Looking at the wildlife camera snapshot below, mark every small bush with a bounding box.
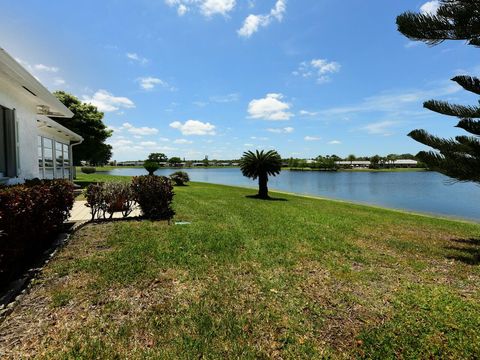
[143,161,160,176]
[132,175,175,220]
[0,179,75,287]
[170,171,190,186]
[81,166,96,174]
[85,182,135,220]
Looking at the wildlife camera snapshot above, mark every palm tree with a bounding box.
[240,150,282,199]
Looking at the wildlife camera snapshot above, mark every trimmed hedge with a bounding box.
[143,161,160,176]
[0,180,75,287]
[81,166,96,174]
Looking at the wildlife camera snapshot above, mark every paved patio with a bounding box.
[68,201,142,222]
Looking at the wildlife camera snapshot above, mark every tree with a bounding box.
[52,91,112,166]
[168,157,182,166]
[148,153,168,164]
[347,154,356,167]
[397,1,480,183]
[144,160,160,175]
[239,150,282,199]
[370,155,382,169]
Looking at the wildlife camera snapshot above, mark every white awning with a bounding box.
[37,115,83,142]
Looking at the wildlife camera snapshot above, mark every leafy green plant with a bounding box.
[240,150,282,199]
[85,182,136,220]
[0,180,75,286]
[143,160,160,175]
[81,166,96,174]
[131,175,175,220]
[170,171,190,186]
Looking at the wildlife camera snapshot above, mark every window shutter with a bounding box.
[4,108,17,178]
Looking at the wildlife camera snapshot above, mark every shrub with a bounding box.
[0,180,75,287]
[170,171,190,186]
[143,161,160,176]
[81,166,96,174]
[85,182,135,220]
[132,175,175,220]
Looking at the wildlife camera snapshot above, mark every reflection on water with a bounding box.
[101,168,480,221]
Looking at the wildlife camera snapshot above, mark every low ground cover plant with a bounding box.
[0,179,74,287]
[169,171,190,186]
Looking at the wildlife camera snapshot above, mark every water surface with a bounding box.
[102,168,480,221]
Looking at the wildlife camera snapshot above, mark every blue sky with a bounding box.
[1,0,478,161]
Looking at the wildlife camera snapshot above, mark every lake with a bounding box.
[101,168,480,221]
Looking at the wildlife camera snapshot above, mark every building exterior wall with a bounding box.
[0,77,39,183]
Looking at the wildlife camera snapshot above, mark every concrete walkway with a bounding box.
[69,201,142,222]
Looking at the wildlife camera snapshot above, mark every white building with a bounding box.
[0,48,82,185]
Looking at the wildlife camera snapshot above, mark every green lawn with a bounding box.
[1,183,479,358]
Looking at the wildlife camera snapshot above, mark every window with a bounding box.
[38,136,70,180]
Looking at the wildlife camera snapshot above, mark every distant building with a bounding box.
[335,159,418,169]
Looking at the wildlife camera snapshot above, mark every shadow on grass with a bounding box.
[245,195,288,202]
[445,238,480,265]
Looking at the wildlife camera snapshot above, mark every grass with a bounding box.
[1,182,479,358]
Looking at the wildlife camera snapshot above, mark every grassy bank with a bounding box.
[2,183,479,358]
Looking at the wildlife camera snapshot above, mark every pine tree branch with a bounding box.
[416,150,480,183]
[424,100,480,118]
[452,76,480,95]
[408,129,471,154]
[456,119,480,136]
[396,1,480,47]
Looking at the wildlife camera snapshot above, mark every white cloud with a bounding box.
[122,122,159,136]
[304,136,321,141]
[200,0,236,16]
[210,93,240,103]
[328,140,341,145]
[250,136,269,141]
[178,4,188,15]
[193,101,208,107]
[361,120,401,136]
[267,127,294,134]
[53,78,66,86]
[165,0,236,17]
[140,141,158,147]
[137,77,174,91]
[319,82,461,118]
[174,138,194,144]
[126,52,149,65]
[83,90,135,112]
[248,93,293,121]
[299,110,318,116]
[420,1,440,14]
[294,59,341,84]
[170,120,217,135]
[33,64,59,72]
[238,0,286,38]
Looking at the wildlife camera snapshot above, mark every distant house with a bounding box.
[335,159,418,169]
[0,48,83,185]
[335,161,371,168]
[392,159,418,168]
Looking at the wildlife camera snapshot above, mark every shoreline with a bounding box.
[84,166,428,173]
